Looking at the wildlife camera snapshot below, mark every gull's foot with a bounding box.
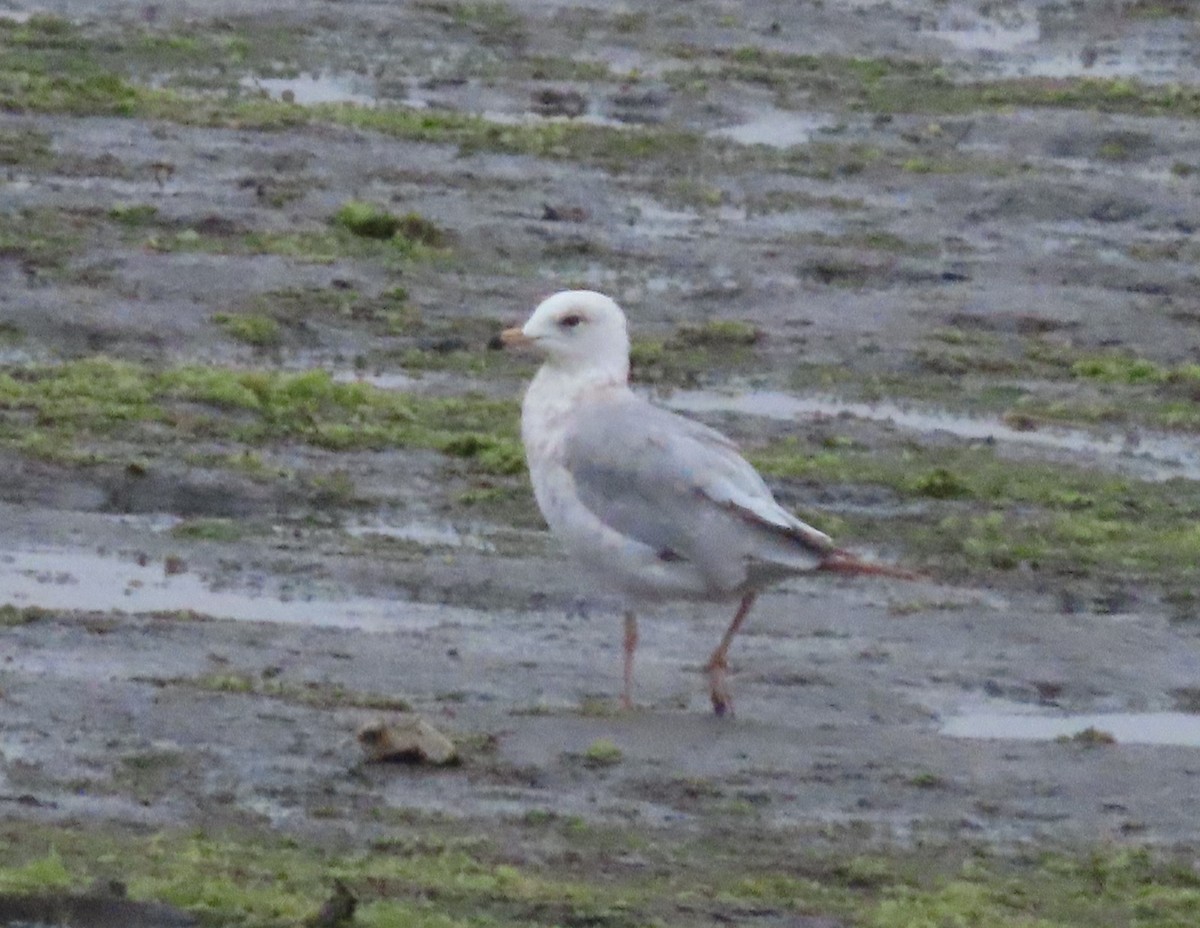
[705,657,735,717]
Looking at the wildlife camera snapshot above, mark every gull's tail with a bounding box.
[817,549,923,581]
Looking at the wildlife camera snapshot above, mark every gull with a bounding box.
[502,290,914,715]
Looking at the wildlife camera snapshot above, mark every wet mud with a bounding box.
[2,0,1200,921]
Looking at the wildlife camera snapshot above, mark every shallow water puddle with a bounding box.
[931,14,1039,53]
[480,108,627,130]
[662,389,1200,482]
[241,73,378,106]
[942,711,1200,747]
[926,7,1199,85]
[346,518,495,552]
[332,369,420,390]
[1003,41,1196,84]
[0,547,483,632]
[712,109,837,148]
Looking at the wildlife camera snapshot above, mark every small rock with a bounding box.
[531,88,586,118]
[542,203,589,222]
[610,87,667,109]
[416,335,467,353]
[194,214,241,237]
[357,716,459,765]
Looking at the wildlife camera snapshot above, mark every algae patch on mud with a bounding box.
[333,200,448,250]
[2,822,1200,928]
[144,671,414,712]
[630,319,765,385]
[670,45,1200,120]
[13,12,1200,197]
[212,313,283,349]
[800,331,1200,436]
[0,359,522,474]
[751,433,1200,591]
[0,14,712,172]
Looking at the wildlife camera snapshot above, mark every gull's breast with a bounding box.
[520,377,710,602]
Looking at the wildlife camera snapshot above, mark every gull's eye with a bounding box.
[558,313,584,329]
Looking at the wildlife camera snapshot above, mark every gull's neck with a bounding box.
[523,356,630,450]
[530,354,630,404]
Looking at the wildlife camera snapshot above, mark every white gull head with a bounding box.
[517,289,630,383]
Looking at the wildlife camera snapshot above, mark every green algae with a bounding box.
[752,435,1200,587]
[671,45,1200,120]
[136,221,442,266]
[0,604,52,626]
[630,320,764,385]
[0,126,51,166]
[244,286,420,336]
[213,313,284,349]
[171,518,251,542]
[4,13,1200,217]
[151,672,414,712]
[0,207,90,273]
[0,850,73,894]
[0,359,522,475]
[821,333,1200,434]
[106,203,159,226]
[0,17,701,175]
[672,319,762,348]
[2,821,1200,928]
[333,201,448,248]
[333,200,406,240]
[579,738,624,767]
[5,351,1198,587]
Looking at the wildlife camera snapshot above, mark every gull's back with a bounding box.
[558,389,834,600]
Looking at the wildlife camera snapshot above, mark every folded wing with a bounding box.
[562,395,833,592]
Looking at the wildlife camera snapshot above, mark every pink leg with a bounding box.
[621,611,638,710]
[705,592,757,717]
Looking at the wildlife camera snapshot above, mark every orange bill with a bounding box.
[500,327,533,347]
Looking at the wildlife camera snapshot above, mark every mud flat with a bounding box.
[3,1,1200,925]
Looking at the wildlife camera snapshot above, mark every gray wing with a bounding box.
[562,395,833,581]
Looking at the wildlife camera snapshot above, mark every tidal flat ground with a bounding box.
[3,1,1200,925]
